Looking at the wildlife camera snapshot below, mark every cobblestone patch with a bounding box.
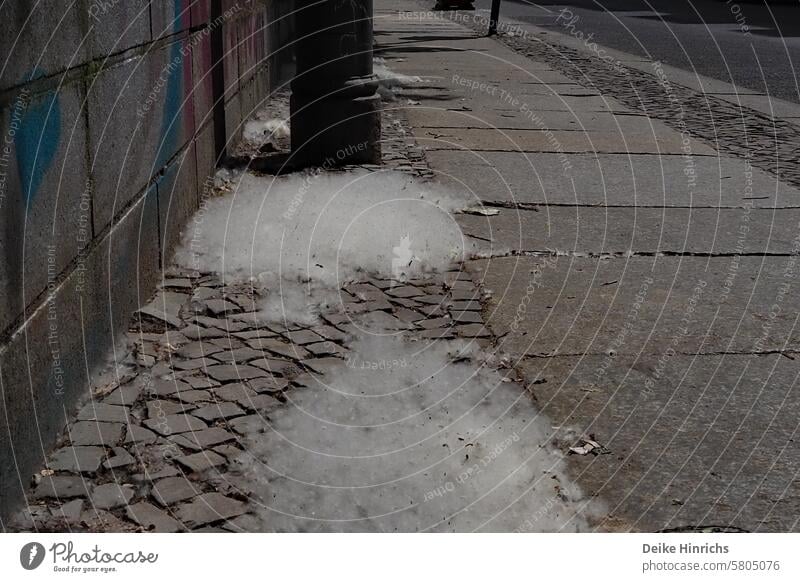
[11,260,503,532]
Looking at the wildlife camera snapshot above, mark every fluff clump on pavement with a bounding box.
[229,333,599,532]
[175,170,474,322]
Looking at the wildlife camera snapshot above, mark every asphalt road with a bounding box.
[474,0,800,103]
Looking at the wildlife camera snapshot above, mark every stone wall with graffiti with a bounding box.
[0,0,281,521]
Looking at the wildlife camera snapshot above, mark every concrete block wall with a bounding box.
[0,0,278,524]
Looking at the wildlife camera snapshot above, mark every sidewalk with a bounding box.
[10,2,800,534]
[374,0,800,532]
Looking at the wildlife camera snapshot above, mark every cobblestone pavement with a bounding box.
[12,263,502,532]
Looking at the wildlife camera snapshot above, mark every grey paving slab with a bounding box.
[518,353,800,532]
[404,108,670,132]
[48,447,106,474]
[427,152,800,208]
[458,207,800,256]
[91,483,135,510]
[416,127,716,155]
[474,256,800,358]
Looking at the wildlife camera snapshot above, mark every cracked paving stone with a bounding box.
[77,403,130,423]
[445,271,472,284]
[52,499,84,522]
[212,347,266,364]
[306,341,348,356]
[213,383,257,402]
[389,296,420,309]
[315,325,348,342]
[177,341,223,359]
[256,339,311,360]
[150,378,193,397]
[70,422,125,446]
[250,358,301,378]
[192,287,217,302]
[204,364,267,382]
[180,325,225,340]
[133,466,180,483]
[182,375,220,389]
[238,394,280,412]
[346,283,378,294]
[173,357,214,371]
[161,278,193,290]
[176,493,247,528]
[302,357,344,375]
[415,294,447,305]
[143,413,207,435]
[450,289,481,301]
[418,316,452,329]
[209,337,246,350]
[247,376,289,394]
[161,330,190,347]
[138,305,182,329]
[228,312,264,326]
[147,400,194,418]
[225,293,257,310]
[450,310,483,323]
[407,278,438,287]
[323,313,350,326]
[151,476,201,506]
[191,402,247,422]
[102,382,145,406]
[417,304,447,317]
[91,483,135,510]
[394,307,423,323]
[228,415,266,435]
[212,444,243,460]
[362,311,408,330]
[456,324,491,338]
[48,447,106,473]
[125,425,159,445]
[35,476,87,499]
[126,502,182,532]
[345,302,372,316]
[169,427,236,451]
[448,278,475,289]
[173,389,212,405]
[223,513,261,532]
[363,298,394,311]
[283,329,323,345]
[81,509,131,531]
[417,328,456,339]
[366,278,395,290]
[233,329,277,340]
[386,285,424,298]
[449,300,482,311]
[103,447,136,469]
[205,299,241,316]
[174,451,227,474]
[353,290,388,303]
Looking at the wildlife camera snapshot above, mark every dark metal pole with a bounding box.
[290,0,381,167]
[488,0,502,36]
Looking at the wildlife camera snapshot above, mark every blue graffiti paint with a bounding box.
[15,69,61,205]
[155,0,186,170]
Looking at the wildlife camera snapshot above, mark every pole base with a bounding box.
[290,92,381,167]
[433,1,476,10]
